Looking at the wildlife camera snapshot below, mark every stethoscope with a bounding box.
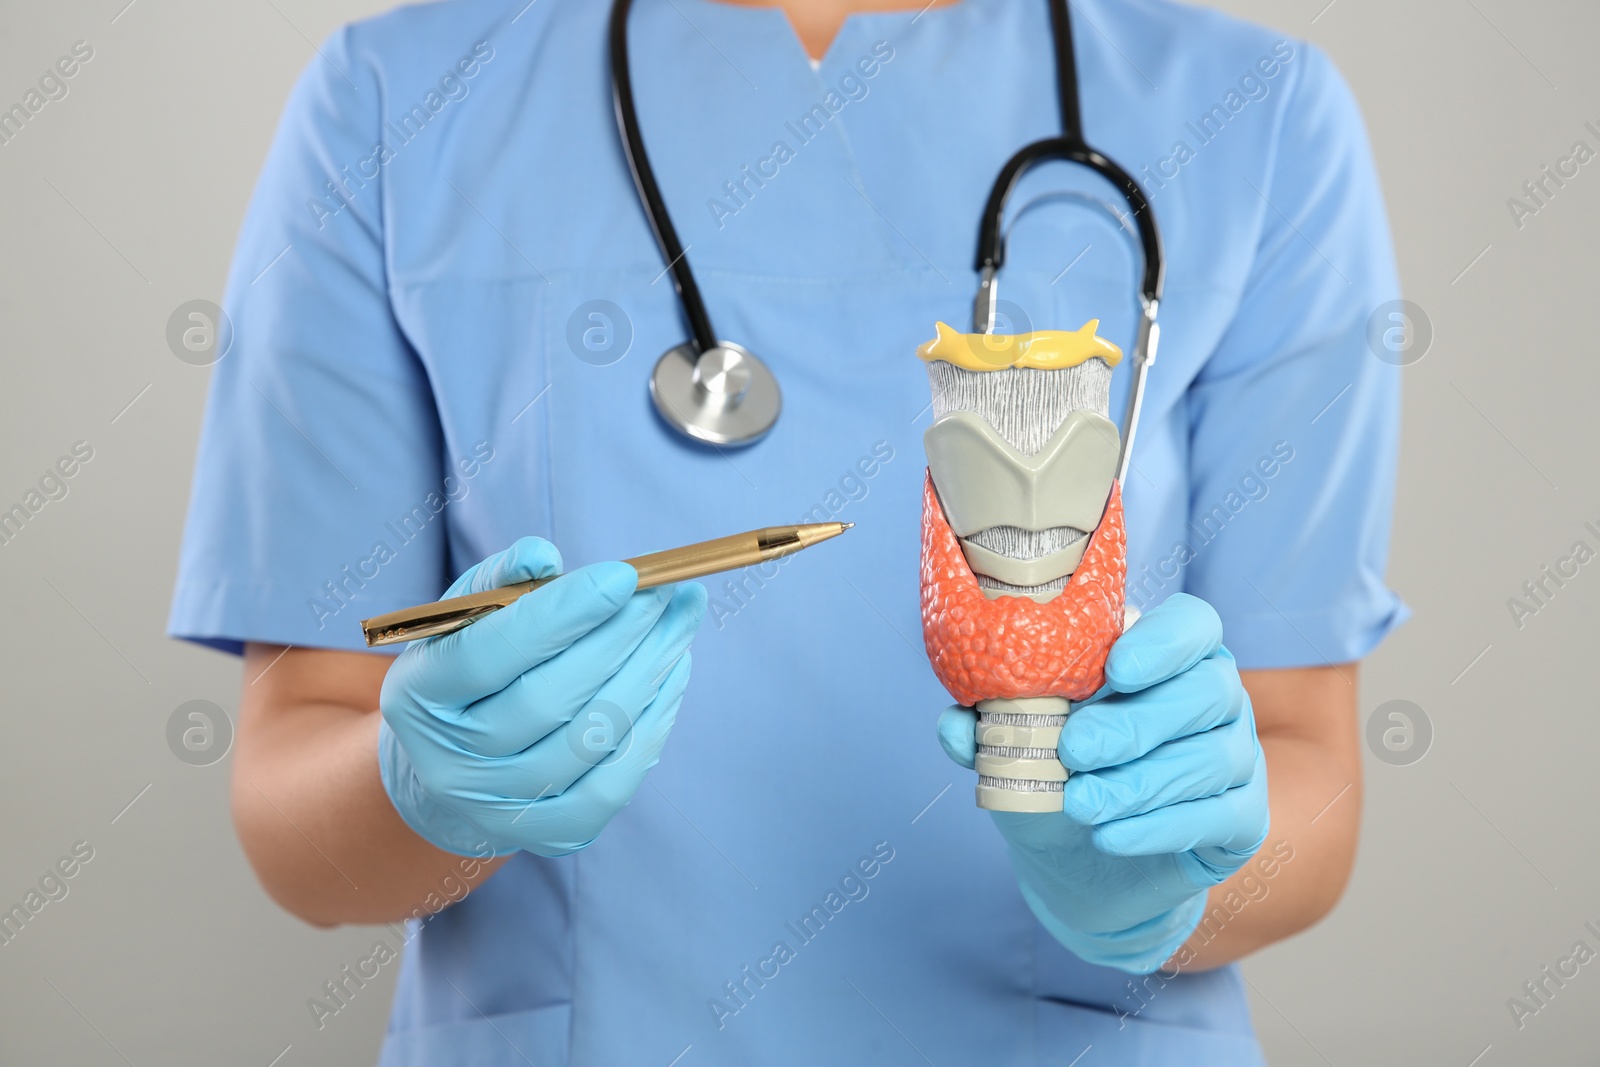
[610,0,1163,478]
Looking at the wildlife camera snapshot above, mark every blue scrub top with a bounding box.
[170,0,1407,1062]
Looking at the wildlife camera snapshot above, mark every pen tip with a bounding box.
[841,522,855,530]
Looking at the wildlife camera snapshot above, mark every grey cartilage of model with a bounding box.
[925,360,1113,594]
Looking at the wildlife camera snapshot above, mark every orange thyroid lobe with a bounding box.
[919,471,1126,706]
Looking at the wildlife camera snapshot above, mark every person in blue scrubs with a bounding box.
[170,0,1407,1063]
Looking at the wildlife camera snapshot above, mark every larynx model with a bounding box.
[918,322,1129,813]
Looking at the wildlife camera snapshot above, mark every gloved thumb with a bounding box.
[443,535,565,599]
[937,705,977,770]
[1105,592,1223,694]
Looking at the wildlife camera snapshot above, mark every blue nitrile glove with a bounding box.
[379,536,707,858]
[938,593,1269,973]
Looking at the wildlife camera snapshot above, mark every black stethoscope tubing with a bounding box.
[610,0,1164,458]
[978,0,1163,304]
[609,0,718,355]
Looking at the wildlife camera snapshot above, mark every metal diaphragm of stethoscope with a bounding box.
[608,0,1164,458]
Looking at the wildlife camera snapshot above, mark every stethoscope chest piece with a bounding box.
[649,341,781,446]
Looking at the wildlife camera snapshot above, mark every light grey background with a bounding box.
[1,0,1595,1064]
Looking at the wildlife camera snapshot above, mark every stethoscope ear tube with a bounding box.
[973,138,1165,311]
[968,0,1165,483]
[1117,299,1159,486]
[969,135,1164,484]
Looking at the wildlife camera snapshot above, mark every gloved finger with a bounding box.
[397,559,639,709]
[1061,711,1258,826]
[1058,652,1245,772]
[449,584,679,756]
[1089,752,1269,859]
[937,706,978,770]
[494,584,704,797]
[583,583,705,720]
[442,535,564,599]
[510,652,694,857]
[1104,593,1223,695]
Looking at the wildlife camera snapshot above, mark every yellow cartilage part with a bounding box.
[915,320,1123,372]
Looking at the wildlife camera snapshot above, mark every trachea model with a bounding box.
[918,321,1128,812]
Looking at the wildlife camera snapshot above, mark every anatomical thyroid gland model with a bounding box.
[918,321,1128,813]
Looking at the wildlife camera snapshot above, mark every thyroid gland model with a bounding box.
[918,321,1128,813]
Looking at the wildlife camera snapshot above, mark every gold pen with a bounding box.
[360,521,854,647]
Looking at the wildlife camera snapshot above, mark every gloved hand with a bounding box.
[379,536,707,858]
[938,593,1268,973]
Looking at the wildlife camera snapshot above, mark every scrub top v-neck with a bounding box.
[169,0,1407,1063]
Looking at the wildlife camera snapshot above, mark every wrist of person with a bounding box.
[1017,878,1207,975]
[378,721,519,859]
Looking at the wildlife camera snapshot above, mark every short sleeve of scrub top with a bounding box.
[1165,42,1410,669]
[167,2,1409,1065]
[168,26,458,654]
